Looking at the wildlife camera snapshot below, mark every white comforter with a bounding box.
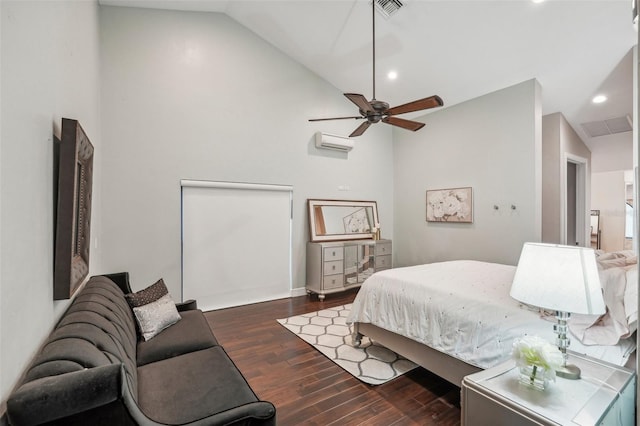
[570,266,637,345]
[346,260,635,368]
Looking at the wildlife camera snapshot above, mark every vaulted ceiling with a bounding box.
[100,0,637,149]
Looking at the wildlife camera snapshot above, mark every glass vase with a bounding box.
[518,364,548,391]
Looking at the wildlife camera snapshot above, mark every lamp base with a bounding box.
[554,311,580,380]
[556,363,581,380]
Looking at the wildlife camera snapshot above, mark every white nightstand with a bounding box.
[461,352,636,425]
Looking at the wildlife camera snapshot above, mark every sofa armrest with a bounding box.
[197,401,277,426]
[98,272,133,294]
[7,364,121,426]
[176,299,198,312]
[120,377,276,426]
[122,398,276,426]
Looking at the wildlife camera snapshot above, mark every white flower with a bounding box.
[512,335,563,381]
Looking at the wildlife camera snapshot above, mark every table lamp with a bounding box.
[510,242,606,380]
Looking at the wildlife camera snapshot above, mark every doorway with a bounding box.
[562,154,588,246]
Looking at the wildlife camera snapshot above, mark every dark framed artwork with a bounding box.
[54,118,94,300]
[426,187,473,223]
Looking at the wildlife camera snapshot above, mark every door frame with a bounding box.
[560,153,589,246]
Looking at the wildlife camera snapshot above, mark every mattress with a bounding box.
[346,260,636,368]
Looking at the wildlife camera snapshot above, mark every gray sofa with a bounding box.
[6,273,276,425]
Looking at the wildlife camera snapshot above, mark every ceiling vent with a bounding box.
[374,0,404,19]
[580,115,633,138]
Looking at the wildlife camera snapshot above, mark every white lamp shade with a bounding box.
[510,243,606,315]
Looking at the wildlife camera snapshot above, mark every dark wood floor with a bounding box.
[204,290,461,426]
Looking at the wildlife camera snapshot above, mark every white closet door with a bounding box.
[181,180,292,311]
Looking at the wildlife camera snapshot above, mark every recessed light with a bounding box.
[592,94,607,104]
[531,0,545,3]
[387,70,398,80]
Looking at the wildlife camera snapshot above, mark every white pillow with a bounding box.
[132,293,181,341]
[125,278,182,341]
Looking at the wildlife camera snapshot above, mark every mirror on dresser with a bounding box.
[308,199,379,242]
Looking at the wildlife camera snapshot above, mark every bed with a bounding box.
[346,257,637,386]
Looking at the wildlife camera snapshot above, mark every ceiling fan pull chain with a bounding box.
[372,0,376,101]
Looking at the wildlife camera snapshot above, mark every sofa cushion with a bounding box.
[126,279,181,341]
[137,347,261,425]
[136,310,219,366]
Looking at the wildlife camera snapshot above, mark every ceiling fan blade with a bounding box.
[386,95,444,116]
[309,116,364,122]
[350,121,371,137]
[383,116,425,132]
[344,93,375,113]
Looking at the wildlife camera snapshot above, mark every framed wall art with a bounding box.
[426,187,473,223]
[54,118,94,300]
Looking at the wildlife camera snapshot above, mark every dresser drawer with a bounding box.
[376,242,392,256]
[376,255,392,270]
[323,246,343,261]
[307,239,391,301]
[323,260,343,275]
[324,274,344,290]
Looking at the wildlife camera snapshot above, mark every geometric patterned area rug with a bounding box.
[277,304,417,385]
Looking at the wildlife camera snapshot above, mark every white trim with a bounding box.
[290,287,308,298]
[635,167,639,254]
[180,179,293,192]
[561,153,589,246]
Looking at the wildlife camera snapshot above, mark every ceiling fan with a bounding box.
[309,0,444,137]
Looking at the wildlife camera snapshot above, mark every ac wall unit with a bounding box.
[315,132,354,152]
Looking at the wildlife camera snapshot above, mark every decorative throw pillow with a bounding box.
[125,279,181,341]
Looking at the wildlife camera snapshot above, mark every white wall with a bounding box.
[541,112,592,244]
[0,0,101,404]
[592,170,628,252]
[589,132,633,252]
[590,133,633,173]
[392,79,542,267]
[98,6,394,296]
[542,113,561,243]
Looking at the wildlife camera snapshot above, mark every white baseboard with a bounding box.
[290,287,308,297]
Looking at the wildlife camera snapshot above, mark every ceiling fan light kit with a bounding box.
[309,0,443,137]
